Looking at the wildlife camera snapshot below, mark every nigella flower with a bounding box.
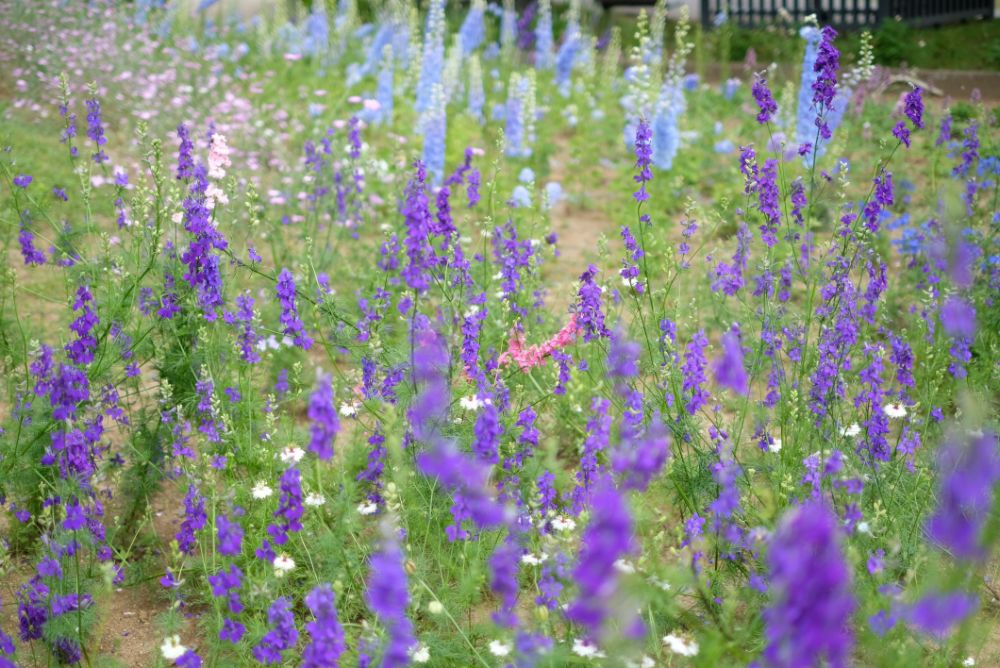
[713,326,748,395]
[276,268,312,349]
[366,522,416,668]
[307,373,340,460]
[752,74,777,124]
[926,429,1000,561]
[575,265,609,342]
[632,119,653,202]
[302,584,346,667]
[566,475,635,638]
[252,597,299,665]
[762,499,854,668]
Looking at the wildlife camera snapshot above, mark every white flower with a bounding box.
[884,403,908,419]
[488,640,512,657]
[427,600,444,615]
[357,501,379,515]
[304,493,326,507]
[613,559,636,574]
[963,657,976,667]
[571,638,605,659]
[273,554,295,577]
[663,632,699,657]
[279,446,305,465]
[551,516,576,532]
[459,395,487,411]
[768,438,783,453]
[521,553,546,566]
[160,635,187,661]
[840,423,862,437]
[339,401,359,417]
[251,482,273,499]
[857,521,872,535]
[410,643,430,663]
[625,657,656,668]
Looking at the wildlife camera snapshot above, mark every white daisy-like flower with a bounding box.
[840,423,862,437]
[650,577,672,592]
[857,521,872,535]
[613,559,636,574]
[459,395,487,411]
[410,643,430,663]
[427,600,444,615]
[304,493,326,507]
[488,640,512,657]
[768,438,783,453]
[251,482,273,499]
[279,446,305,465]
[884,402,908,419]
[520,553,546,566]
[339,401,360,417]
[551,516,576,532]
[571,638,605,659]
[160,635,187,661]
[357,501,379,515]
[273,554,296,577]
[663,632,699,657]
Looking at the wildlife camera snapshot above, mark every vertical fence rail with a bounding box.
[702,0,993,29]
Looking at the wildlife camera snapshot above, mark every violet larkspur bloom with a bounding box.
[576,265,609,342]
[13,174,32,188]
[810,26,840,141]
[565,475,635,638]
[307,373,340,460]
[762,499,855,668]
[713,327,749,395]
[926,430,1000,561]
[681,331,710,415]
[302,584,346,667]
[253,597,298,665]
[633,118,653,202]
[276,268,313,349]
[752,75,778,124]
[366,524,415,668]
[904,591,978,639]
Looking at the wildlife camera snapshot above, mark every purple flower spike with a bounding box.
[763,499,855,668]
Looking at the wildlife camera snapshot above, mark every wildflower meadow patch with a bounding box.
[0,1,998,667]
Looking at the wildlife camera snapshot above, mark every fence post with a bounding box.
[701,0,712,29]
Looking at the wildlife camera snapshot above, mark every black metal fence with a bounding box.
[700,0,995,29]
